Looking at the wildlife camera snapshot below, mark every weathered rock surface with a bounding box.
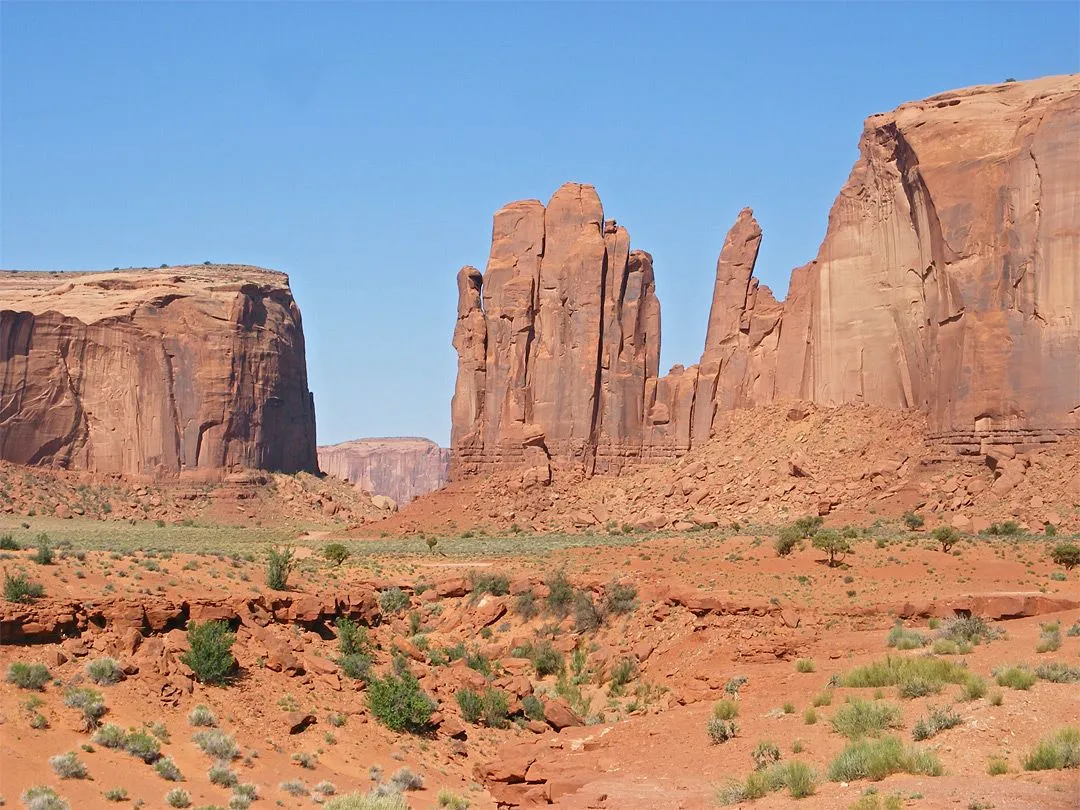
[0,265,317,478]
[451,76,1080,477]
[318,437,450,504]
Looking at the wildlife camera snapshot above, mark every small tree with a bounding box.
[265,544,295,590]
[181,620,236,684]
[811,529,851,567]
[33,534,54,565]
[1050,542,1080,571]
[367,672,435,733]
[322,543,350,567]
[902,512,925,530]
[774,526,801,557]
[932,526,960,553]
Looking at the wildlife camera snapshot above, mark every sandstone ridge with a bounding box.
[318,436,450,505]
[452,75,1080,479]
[0,264,318,478]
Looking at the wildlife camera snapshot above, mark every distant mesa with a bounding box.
[451,74,1080,480]
[318,437,450,505]
[0,264,318,478]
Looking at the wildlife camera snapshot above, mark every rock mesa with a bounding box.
[318,437,450,505]
[452,75,1080,478]
[0,265,318,477]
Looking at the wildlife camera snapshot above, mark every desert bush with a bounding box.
[932,526,959,552]
[513,591,538,619]
[436,789,470,809]
[713,699,738,720]
[827,736,943,782]
[812,529,851,567]
[279,779,308,796]
[803,708,818,725]
[86,657,124,685]
[324,793,409,810]
[608,657,637,695]
[545,569,574,617]
[94,724,126,748]
[1035,661,1080,683]
[831,699,903,739]
[455,688,482,723]
[181,620,236,684]
[1049,542,1080,570]
[154,756,184,781]
[188,704,217,727]
[367,672,435,733]
[959,675,987,701]
[522,694,545,721]
[192,729,239,759]
[104,787,128,802]
[886,623,927,650]
[165,788,191,808]
[322,543,350,567]
[987,755,1009,775]
[63,686,107,728]
[21,786,69,810]
[50,751,88,779]
[1036,623,1062,653]
[994,665,1037,690]
[572,590,604,632]
[708,716,738,744]
[937,615,1000,646]
[390,766,424,791]
[33,534,54,565]
[812,689,834,707]
[265,544,295,590]
[795,658,815,673]
[379,587,410,614]
[774,526,801,557]
[292,751,316,768]
[603,580,638,614]
[0,533,19,550]
[123,729,161,763]
[752,740,782,770]
[724,675,749,696]
[715,760,816,804]
[7,661,49,690]
[1022,726,1080,770]
[469,571,509,596]
[793,515,824,536]
[902,512,924,530]
[4,569,44,602]
[912,705,962,740]
[841,655,968,690]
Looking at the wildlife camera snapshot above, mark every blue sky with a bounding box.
[3,2,1077,447]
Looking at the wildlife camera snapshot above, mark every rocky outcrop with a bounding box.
[452,75,1080,477]
[318,437,450,504]
[0,265,317,478]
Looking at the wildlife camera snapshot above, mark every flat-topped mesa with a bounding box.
[450,183,666,479]
[0,264,318,479]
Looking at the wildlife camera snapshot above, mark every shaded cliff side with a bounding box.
[0,265,318,478]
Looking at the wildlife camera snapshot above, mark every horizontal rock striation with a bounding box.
[452,75,1080,477]
[0,265,317,478]
[318,437,450,504]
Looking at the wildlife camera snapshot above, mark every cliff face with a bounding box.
[0,265,318,478]
[318,437,450,505]
[451,75,1080,477]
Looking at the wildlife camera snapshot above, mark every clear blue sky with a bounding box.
[3,2,1077,447]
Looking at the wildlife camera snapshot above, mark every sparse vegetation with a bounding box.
[63,686,107,729]
[716,760,816,804]
[831,699,903,739]
[994,664,1037,690]
[379,587,410,614]
[912,705,962,740]
[902,512,924,530]
[367,671,435,732]
[7,661,49,690]
[322,543,350,566]
[265,543,295,590]
[188,704,217,727]
[841,655,968,691]
[181,620,236,684]
[812,529,851,567]
[545,569,574,617]
[932,526,959,552]
[1022,726,1080,770]
[50,751,88,779]
[827,736,943,782]
[21,786,68,810]
[3,568,44,602]
[165,788,192,808]
[774,525,801,557]
[34,533,55,565]
[192,729,239,759]
[1035,661,1080,683]
[795,658,815,673]
[86,657,124,685]
[155,756,184,781]
[886,623,927,650]
[1049,542,1080,570]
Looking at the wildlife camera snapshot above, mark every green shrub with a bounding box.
[0,533,19,550]
[6,661,49,690]
[154,756,184,781]
[63,686,107,728]
[803,707,818,725]
[841,655,968,689]
[545,569,574,617]
[752,740,781,771]
[608,657,637,695]
[104,787,129,802]
[513,591,538,619]
[831,699,903,739]
[515,640,563,677]
[1035,661,1080,683]
[793,516,824,536]
[181,620,236,684]
[1036,623,1062,653]
[378,587,410,614]
[324,793,409,810]
[795,658,815,673]
[21,786,69,810]
[469,571,509,596]
[603,580,638,614]
[572,590,604,632]
[812,529,851,567]
[987,755,1009,775]
[960,675,987,701]
[192,729,239,759]
[707,717,738,744]
[902,512,924,530]
[4,569,44,602]
[911,705,961,740]
[188,704,217,727]
[123,729,161,763]
[86,657,124,685]
[455,688,482,723]
[932,526,959,552]
[715,760,816,804]
[322,543,350,567]
[774,526,801,556]
[436,789,470,809]
[33,534,54,565]
[994,665,1037,690]
[50,751,88,779]
[165,788,191,808]
[480,688,510,729]
[522,694,545,721]
[94,724,127,748]
[210,761,238,786]
[1022,726,1080,770]
[724,675,749,696]
[1049,542,1080,570]
[340,652,372,681]
[897,677,941,699]
[886,623,927,650]
[827,736,943,782]
[367,672,435,733]
[937,615,1000,646]
[265,544,295,590]
[713,699,738,720]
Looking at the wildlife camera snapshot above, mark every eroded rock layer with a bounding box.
[452,75,1080,477]
[318,437,450,505]
[0,265,317,478]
